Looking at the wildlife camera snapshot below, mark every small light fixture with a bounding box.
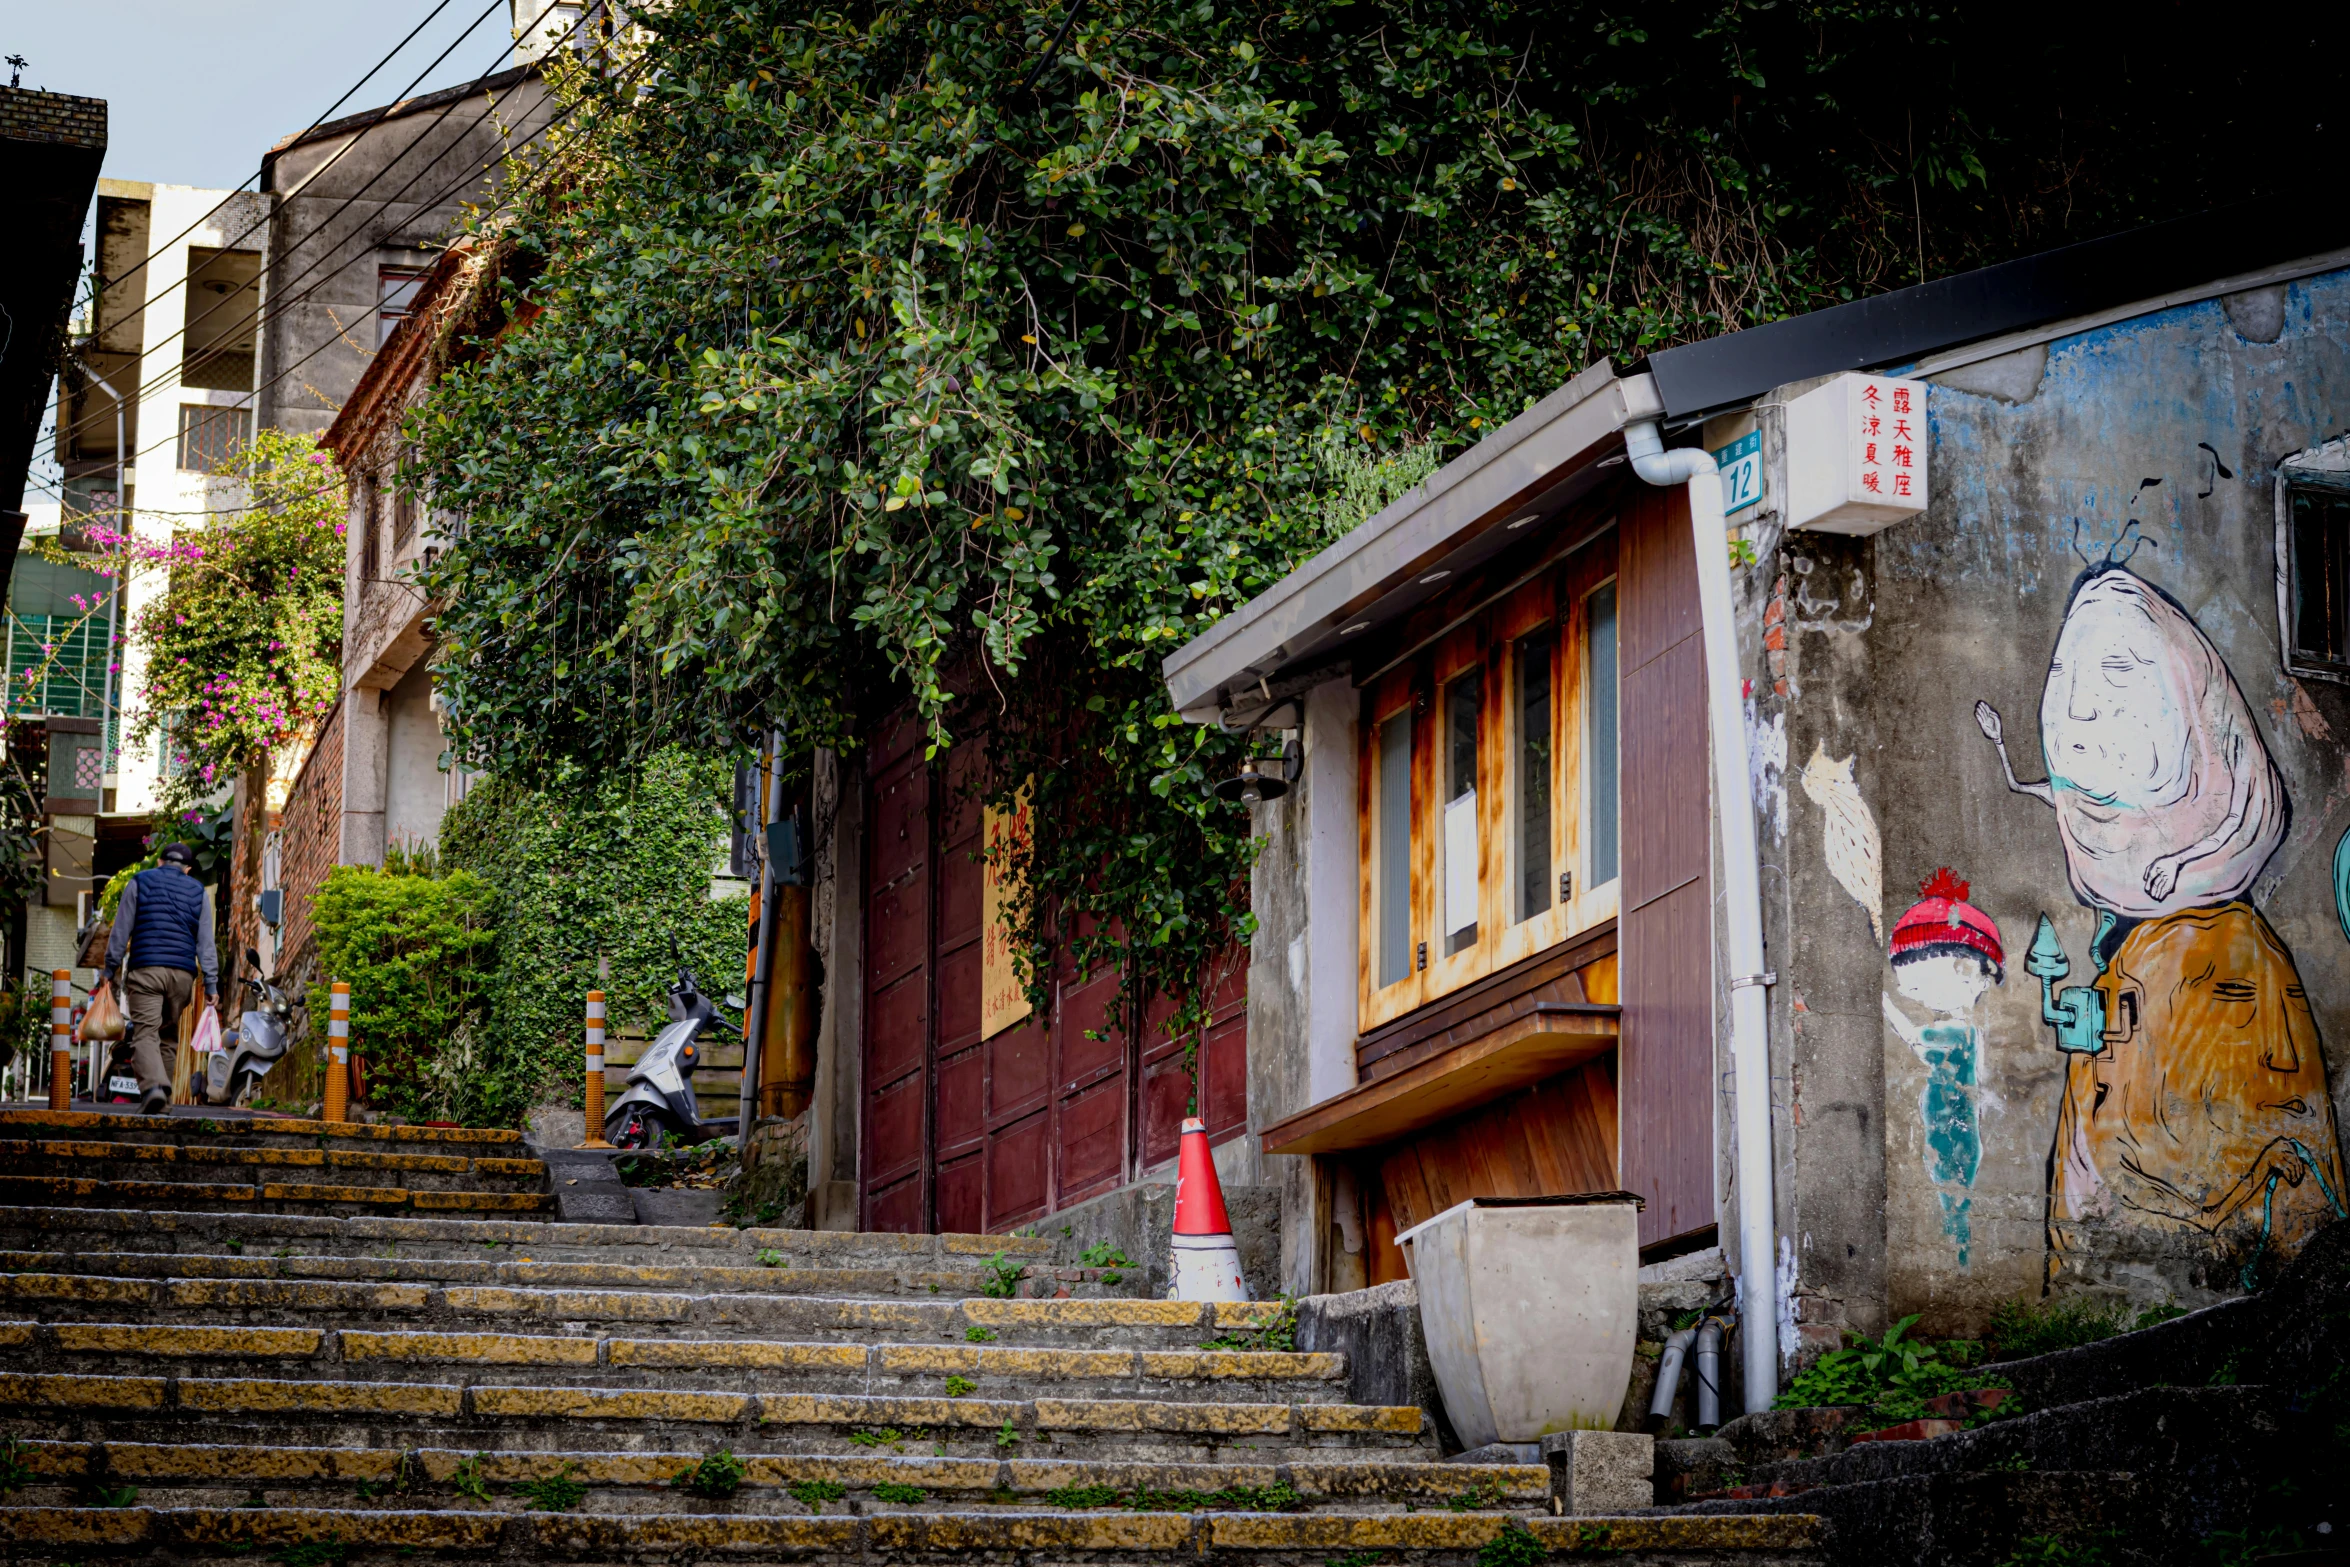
[1214,754,1289,807]
[1419,569,1451,584]
[1505,512,1539,529]
[1341,621,1370,635]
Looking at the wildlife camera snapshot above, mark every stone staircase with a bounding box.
[0,1110,548,1218]
[0,1125,1825,1565]
[1653,1221,2350,1567]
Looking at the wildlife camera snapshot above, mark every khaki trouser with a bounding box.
[125,967,197,1096]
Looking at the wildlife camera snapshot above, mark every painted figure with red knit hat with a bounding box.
[1882,869,2005,1266]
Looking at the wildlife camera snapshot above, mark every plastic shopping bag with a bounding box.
[78,981,125,1044]
[190,1006,222,1057]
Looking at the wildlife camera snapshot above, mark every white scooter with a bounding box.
[207,947,294,1107]
[602,959,740,1149]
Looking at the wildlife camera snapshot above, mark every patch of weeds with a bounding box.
[1773,1314,1990,1423]
[270,1542,348,1567]
[1571,1522,1621,1553]
[0,1435,35,1493]
[448,1455,495,1506]
[1477,1519,1548,1567]
[1079,1242,1133,1283]
[1987,1452,2032,1473]
[85,1483,139,1508]
[1986,1298,2185,1363]
[1444,1482,1504,1512]
[980,1252,1024,1299]
[788,1478,846,1512]
[351,1480,384,1502]
[847,1428,906,1449]
[944,1375,976,1398]
[1044,1483,1122,1509]
[672,1449,748,1501]
[995,1420,1020,1451]
[2199,1522,2312,1566]
[871,1482,928,1505]
[1992,1531,2118,1566]
[514,1463,589,1512]
[754,1248,787,1268]
[1328,1553,1385,1567]
[964,1325,999,1343]
[1129,1482,1303,1513]
[240,1492,271,1508]
[1203,1294,1299,1353]
[224,1239,244,1255]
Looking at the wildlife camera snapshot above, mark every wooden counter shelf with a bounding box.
[1259,1002,1621,1156]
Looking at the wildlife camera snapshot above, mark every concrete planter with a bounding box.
[1397,1194,1641,1450]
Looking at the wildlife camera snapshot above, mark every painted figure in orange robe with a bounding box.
[1978,559,2346,1285]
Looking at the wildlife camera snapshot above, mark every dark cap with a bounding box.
[158,843,196,867]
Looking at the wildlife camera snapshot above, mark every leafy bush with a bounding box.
[1774,1315,1989,1423]
[1985,1298,2185,1363]
[870,1482,927,1506]
[978,1253,1023,1299]
[306,864,499,1123]
[671,1449,747,1500]
[514,1463,588,1511]
[440,748,747,1125]
[787,1478,846,1511]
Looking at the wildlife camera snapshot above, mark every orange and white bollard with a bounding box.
[48,971,71,1112]
[324,981,350,1124]
[580,990,613,1147]
[1170,1116,1250,1301]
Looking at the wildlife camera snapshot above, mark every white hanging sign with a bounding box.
[1784,373,1928,536]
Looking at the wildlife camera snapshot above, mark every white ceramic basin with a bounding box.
[1398,1194,1641,1449]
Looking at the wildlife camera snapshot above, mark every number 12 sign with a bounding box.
[1712,429,1762,516]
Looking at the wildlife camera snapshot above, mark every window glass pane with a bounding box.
[1444,673,1480,956]
[2292,487,2350,666]
[1377,709,1413,987]
[175,404,251,474]
[1515,631,1553,921]
[1587,583,1620,886]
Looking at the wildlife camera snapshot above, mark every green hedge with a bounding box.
[307,865,499,1123]
[440,747,750,1126]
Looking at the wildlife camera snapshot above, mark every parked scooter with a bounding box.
[603,959,740,1149]
[207,948,294,1108]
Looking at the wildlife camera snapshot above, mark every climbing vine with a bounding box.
[412,0,2272,1037]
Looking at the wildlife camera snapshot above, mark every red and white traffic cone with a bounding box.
[1170,1116,1249,1301]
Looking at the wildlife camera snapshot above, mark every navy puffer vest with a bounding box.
[128,865,204,974]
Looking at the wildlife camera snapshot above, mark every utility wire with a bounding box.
[93,0,472,305]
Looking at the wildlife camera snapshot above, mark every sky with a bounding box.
[9,0,522,193]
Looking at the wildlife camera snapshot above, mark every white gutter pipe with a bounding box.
[81,368,129,783]
[1623,418,1778,1415]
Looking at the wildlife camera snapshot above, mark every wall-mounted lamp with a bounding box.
[1210,698,1302,807]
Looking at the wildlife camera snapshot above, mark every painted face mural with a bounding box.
[1978,562,2347,1287]
[1881,869,2004,1266]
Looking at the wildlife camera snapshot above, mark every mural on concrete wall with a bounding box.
[1882,869,2004,1265]
[1976,554,2348,1286]
[1800,741,1884,939]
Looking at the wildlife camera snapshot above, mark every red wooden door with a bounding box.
[862,717,1249,1232]
[1615,484,1718,1251]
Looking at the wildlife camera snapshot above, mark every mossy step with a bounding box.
[0,1175,552,1217]
[0,1249,993,1300]
[0,1140,546,1191]
[0,1109,522,1154]
[0,1320,1346,1401]
[0,1270,1285,1338]
[0,1205,1055,1268]
[4,1440,1546,1515]
[0,1372,1430,1460]
[0,1504,1826,1563]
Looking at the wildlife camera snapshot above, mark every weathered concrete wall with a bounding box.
[1753,268,2350,1335]
[1045,1177,1283,1303]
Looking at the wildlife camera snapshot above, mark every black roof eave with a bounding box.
[1647,198,2350,424]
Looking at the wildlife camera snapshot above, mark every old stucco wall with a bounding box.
[1758,268,2350,1336]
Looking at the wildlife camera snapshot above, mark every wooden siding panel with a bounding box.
[1619,876,1714,1246]
[1619,636,1709,905]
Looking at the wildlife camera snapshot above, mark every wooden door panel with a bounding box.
[1199,1010,1248,1138]
[867,878,929,991]
[1056,969,1123,1086]
[1620,876,1715,1246]
[1058,1073,1127,1203]
[989,1016,1050,1119]
[936,1152,983,1236]
[934,1044,986,1154]
[865,1067,928,1189]
[865,971,928,1089]
[934,939,982,1054]
[1140,1043,1190,1168]
[937,834,983,950]
[869,767,929,887]
[986,1108,1050,1228]
[866,1171,924,1234]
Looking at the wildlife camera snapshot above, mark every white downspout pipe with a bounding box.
[1623,418,1778,1415]
[81,368,129,775]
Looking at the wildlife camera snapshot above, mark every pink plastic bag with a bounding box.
[190,1006,222,1057]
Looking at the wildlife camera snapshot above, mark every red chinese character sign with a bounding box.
[980,786,1036,1040]
[1784,373,1930,536]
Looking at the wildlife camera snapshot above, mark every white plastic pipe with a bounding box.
[1623,418,1778,1415]
[81,368,128,775]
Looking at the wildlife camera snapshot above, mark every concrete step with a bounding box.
[0,1320,1351,1402]
[0,1205,1056,1270]
[4,1440,1544,1515]
[0,1504,1826,1563]
[0,1173,555,1217]
[0,1138,546,1192]
[0,1109,525,1160]
[1664,1468,2152,1567]
[0,1271,1285,1342]
[0,1371,1434,1462]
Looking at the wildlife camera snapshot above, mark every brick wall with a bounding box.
[275,697,346,994]
[0,88,107,150]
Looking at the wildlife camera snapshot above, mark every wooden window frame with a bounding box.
[1356,536,1620,1034]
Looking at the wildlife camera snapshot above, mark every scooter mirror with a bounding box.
[723,993,746,1011]
[245,947,262,969]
